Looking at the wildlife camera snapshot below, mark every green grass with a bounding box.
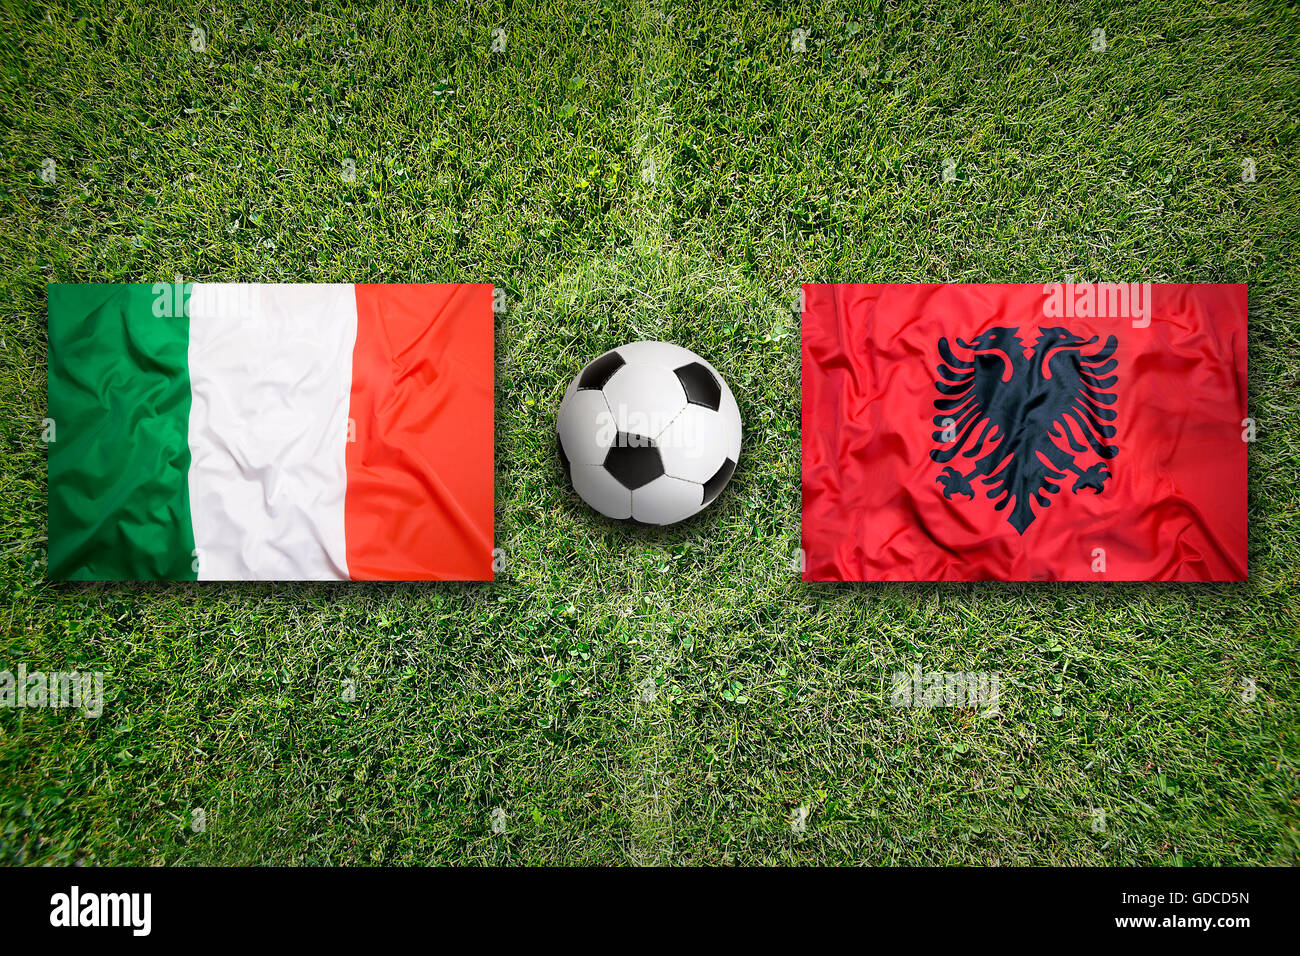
[2,0,1298,864]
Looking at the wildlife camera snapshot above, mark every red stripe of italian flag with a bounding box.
[48,283,494,581]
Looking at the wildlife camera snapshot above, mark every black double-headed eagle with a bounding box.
[931,326,1120,534]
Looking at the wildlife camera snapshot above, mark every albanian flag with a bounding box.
[801,283,1248,581]
[48,283,494,581]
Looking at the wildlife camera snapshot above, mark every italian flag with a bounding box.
[47,283,494,581]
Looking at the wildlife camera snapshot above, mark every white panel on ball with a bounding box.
[633,475,704,525]
[601,364,687,438]
[570,464,633,520]
[657,404,729,483]
[558,390,615,466]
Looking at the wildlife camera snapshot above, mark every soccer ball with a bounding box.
[557,341,742,525]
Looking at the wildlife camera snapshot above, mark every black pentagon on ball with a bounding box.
[603,433,663,490]
[577,350,625,390]
[702,457,736,505]
[673,362,722,411]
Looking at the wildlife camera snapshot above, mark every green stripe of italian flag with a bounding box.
[47,283,494,581]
